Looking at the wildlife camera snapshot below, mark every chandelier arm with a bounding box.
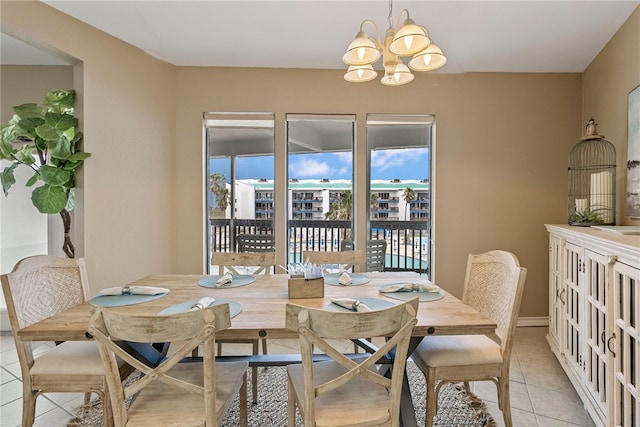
[359,19,382,50]
[395,9,410,29]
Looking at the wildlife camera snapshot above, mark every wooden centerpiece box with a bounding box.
[288,275,324,299]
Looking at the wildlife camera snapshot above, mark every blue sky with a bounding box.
[210,148,429,182]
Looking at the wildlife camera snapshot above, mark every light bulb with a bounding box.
[404,35,413,50]
[394,73,401,82]
[357,69,364,78]
[357,47,366,60]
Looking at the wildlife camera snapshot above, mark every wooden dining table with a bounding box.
[18,271,496,427]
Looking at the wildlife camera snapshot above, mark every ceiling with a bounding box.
[2,1,639,73]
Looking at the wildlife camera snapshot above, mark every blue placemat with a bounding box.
[379,283,445,302]
[198,274,256,288]
[323,273,371,286]
[326,297,394,312]
[158,298,242,317]
[90,292,168,307]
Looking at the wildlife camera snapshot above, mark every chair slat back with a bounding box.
[88,304,231,426]
[237,234,275,253]
[1,255,89,372]
[461,250,527,358]
[340,240,387,272]
[211,251,276,275]
[286,298,418,425]
[302,250,366,273]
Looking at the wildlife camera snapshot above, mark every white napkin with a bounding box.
[215,273,233,286]
[380,282,440,293]
[98,285,169,296]
[331,298,371,312]
[338,271,353,285]
[188,297,215,311]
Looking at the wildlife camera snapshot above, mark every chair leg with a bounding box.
[251,340,259,404]
[240,372,248,427]
[100,389,114,427]
[21,390,37,427]
[287,377,296,427]
[425,368,438,427]
[497,377,513,427]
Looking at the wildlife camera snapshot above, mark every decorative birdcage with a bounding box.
[568,117,616,226]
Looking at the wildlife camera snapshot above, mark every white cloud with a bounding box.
[289,158,333,178]
[371,148,428,171]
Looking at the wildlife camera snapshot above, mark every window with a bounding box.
[367,114,433,277]
[205,113,275,271]
[286,114,355,261]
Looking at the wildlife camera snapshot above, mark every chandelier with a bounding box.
[342,0,447,86]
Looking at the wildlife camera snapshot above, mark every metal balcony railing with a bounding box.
[208,218,430,275]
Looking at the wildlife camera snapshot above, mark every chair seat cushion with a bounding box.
[411,335,502,368]
[31,341,106,376]
[288,360,391,426]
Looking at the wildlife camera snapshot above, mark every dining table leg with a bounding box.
[378,336,424,427]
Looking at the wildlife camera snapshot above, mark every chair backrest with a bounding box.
[340,240,387,272]
[1,255,88,375]
[461,250,527,361]
[88,304,231,426]
[302,250,366,273]
[211,251,276,275]
[286,298,418,426]
[237,234,275,253]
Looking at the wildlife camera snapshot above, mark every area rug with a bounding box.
[67,362,496,426]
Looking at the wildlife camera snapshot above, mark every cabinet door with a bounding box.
[583,249,613,420]
[563,241,584,379]
[549,235,564,349]
[611,261,639,427]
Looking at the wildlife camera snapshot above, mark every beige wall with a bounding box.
[583,5,640,225]
[2,1,177,292]
[175,69,582,318]
[7,1,638,319]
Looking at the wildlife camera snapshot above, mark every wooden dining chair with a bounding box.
[88,303,248,427]
[285,298,418,426]
[341,239,387,272]
[302,249,366,273]
[211,251,275,275]
[410,250,527,427]
[211,250,276,403]
[237,233,275,253]
[0,255,133,427]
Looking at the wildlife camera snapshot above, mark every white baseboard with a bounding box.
[517,316,548,327]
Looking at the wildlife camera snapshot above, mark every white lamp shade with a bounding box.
[344,64,378,82]
[381,63,414,86]
[389,19,430,56]
[342,31,381,65]
[408,43,447,72]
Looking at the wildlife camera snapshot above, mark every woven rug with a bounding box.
[68,362,496,426]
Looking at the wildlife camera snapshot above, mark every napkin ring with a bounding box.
[352,300,362,311]
[122,285,131,295]
[192,302,205,310]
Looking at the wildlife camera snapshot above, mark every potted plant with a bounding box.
[568,206,608,226]
[0,89,90,258]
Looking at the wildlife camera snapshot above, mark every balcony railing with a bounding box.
[209,218,430,275]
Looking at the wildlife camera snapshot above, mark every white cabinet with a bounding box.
[545,225,639,427]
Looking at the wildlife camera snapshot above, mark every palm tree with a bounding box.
[209,172,230,217]
[403,187,416,220]
[325,190,352,220]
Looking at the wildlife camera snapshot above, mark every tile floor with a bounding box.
[1,326,596,427]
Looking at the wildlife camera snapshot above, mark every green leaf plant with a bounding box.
[0,89,90,258]
[568,206,609,226]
